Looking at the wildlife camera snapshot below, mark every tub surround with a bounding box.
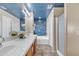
[0,34,37,56]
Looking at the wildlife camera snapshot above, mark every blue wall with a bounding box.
[34,18,46,36]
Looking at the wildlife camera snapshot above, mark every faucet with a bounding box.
[0,37,5,46]
[0,41,2,48]
[0,43,1,45]
[0,43,2,48]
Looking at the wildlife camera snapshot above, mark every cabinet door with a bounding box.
[2,15,12,38]
[26,39,37,56]
[32,39,36,55]
[26,47,32,56]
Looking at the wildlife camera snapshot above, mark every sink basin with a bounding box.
[0,45,15,56]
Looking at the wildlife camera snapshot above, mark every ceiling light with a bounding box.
[22,4,30,16]
[24,8,30,16]
[38,17,41,19]
[38,20,41,23]
[47,4,53,9]
[27,3,31,9]
[22,9,27,16]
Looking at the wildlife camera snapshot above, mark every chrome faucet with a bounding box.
[0,43,1,45]
[0,37,5,46]
[0,43,2,48]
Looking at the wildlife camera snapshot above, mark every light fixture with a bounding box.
[27,3,31,9]
[38,20,41,23]
[22,4,30,16]
[47,4,53,9]
[22,9,27,16]
[24,8,30,16]
[38,16,41,19]
[38,17,42,23]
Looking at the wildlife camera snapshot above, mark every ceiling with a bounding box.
[26,3,64,18]
[0,3,24,19]
[0,3,64,20]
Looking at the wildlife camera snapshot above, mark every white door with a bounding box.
[58,13,64,55]
[65,4,79,56]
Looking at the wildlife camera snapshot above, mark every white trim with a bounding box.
[37,39,49,45]
[37,36,49,40]
[37,36,49,45]
[57,50,63,56]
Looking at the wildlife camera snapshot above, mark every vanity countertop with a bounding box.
[0,35,37,56]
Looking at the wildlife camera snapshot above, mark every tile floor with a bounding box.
[34,44,58,56]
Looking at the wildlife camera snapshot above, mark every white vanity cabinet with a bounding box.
[0,9,20,39]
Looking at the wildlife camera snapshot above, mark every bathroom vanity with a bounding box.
[0,35,37,56]
[26,38,36,56]
[0,5,36,56]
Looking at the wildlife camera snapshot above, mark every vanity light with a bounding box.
[22,9,27,16]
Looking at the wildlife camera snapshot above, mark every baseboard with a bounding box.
[37,39,49,45]
[37,36,49,45]
[57,50,63,56]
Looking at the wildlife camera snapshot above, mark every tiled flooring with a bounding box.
[34,44,58,56]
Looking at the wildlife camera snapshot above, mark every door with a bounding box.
[65,3,79,55]
[55,17,59,51]
[58,13,64,55]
